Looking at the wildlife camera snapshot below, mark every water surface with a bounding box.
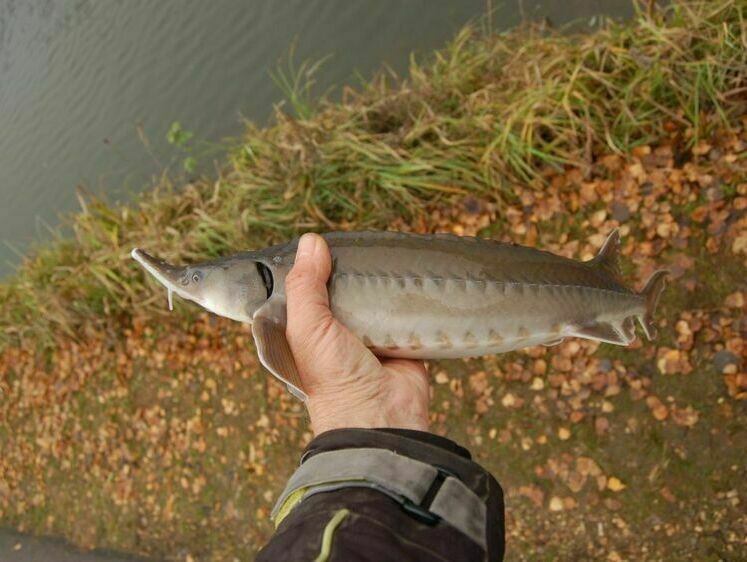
[0,0,634,277]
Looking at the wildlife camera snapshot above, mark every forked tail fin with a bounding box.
[637,270,669,340]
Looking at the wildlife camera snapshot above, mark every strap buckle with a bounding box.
[400,496,441,525]
[399,465,456,525]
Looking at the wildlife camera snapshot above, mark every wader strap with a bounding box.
[429,475,487,549]
[271,448,487,550]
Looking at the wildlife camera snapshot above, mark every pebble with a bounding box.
[705,186,724,202]
[435,371,450,384]
[713,350,739,373]
[610,201,631,222]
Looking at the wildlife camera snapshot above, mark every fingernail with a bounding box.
[296,233,318,263]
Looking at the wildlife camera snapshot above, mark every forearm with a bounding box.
[258,429,505,562]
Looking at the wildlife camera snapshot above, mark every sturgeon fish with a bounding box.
[131,230,667,400]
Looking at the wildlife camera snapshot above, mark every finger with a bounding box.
[286,232,332,320]
[286,234,382,394]
[285,233,335,353]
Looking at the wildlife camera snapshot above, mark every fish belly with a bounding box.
[329,271,644,359]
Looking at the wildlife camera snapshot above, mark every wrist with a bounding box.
[306,393,429,435]
[306,394,388,434]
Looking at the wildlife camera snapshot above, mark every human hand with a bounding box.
[285,233,430,435]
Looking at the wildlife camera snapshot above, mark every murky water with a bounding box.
[0,0,634,277]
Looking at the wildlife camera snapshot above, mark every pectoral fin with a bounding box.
[542,337,565,347]
[252,300,307,401]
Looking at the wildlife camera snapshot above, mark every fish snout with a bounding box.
[130,248,185,285]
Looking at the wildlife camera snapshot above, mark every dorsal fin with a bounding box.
[590,229,621,279]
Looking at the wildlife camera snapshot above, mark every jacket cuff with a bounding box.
[272,428,505,561]
[301,428,480,489]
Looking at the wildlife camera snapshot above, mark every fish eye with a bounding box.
[192,272,201,283]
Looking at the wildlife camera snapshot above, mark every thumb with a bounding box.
[285,233,334,352]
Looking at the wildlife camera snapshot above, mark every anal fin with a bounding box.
[252,300,308,401]
[569,319,633,346]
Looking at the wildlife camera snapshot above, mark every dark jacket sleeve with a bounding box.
[257,428,505,562]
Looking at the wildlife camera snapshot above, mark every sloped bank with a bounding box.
[1,2,745,560]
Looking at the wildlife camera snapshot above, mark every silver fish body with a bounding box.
[132,230,667,400]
